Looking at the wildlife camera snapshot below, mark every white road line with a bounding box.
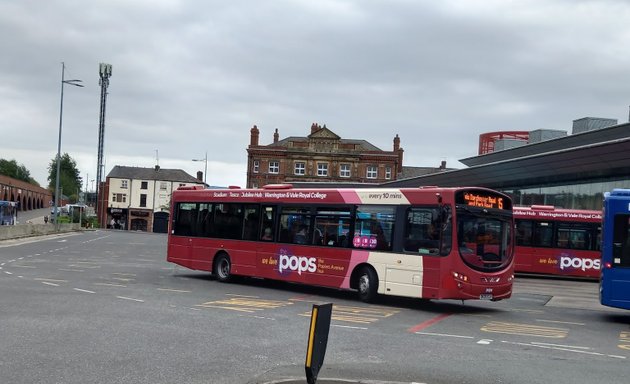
[415,332,474,339]
[34,278,67,283]
[241,315,277,321]
[332,324,368,330]
[537,319,585,326]
[73,288,95,294]
[532,342,590,350]
[94,283,127,287]
[477,339,493,345]
[4,271,13,275]
[41,281,59,287]
[157,288,191,293]
[116,296,144,302]
[502,341,606,356]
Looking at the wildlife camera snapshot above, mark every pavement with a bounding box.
[15,207,53,225]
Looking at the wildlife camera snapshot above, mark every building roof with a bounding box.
[266,126,384,152]
[107,165,202,184]
[384,131,630,190]
[0,174,50,194]
[399,165,456,179]
[460,121,630,167]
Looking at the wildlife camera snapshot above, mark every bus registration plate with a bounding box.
[479,294,493,300]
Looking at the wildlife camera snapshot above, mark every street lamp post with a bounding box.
[192,151,208,186]
[54,62,83,229]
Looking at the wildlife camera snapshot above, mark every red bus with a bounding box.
[167,185,515,302]
[514,205,602,279]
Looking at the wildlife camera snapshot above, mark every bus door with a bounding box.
[169,202,197,269]
[518,220,554,274]
[601,212,630,307]
[383,206,438,298]
[256,205,278,277]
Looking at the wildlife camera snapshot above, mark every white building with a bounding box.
[102,165,205,232]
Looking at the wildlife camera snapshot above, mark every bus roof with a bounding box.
[172,185,511,208]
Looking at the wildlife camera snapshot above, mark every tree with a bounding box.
[0,158,39,185]
[48,153,82,203]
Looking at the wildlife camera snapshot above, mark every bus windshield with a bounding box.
[457,212,513,272]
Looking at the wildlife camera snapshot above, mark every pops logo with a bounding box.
[278,254,317,275]
[559,256,601,271]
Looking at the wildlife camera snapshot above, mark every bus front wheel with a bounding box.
[214,253,232,283]
[357,266,378,303]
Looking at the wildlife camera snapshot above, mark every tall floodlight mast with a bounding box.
[96,63,112,227]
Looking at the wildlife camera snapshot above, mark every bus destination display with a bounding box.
[459,192,505,209]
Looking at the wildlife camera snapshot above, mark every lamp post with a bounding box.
[192,151,208,186]
[54,62,83,229]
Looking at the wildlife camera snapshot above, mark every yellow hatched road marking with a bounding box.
[298,305,400,324]
[331,314,375,324]
[481,321,568,338]
[620,331,630,343]
[196,297,293,312]
[332,304,399,318]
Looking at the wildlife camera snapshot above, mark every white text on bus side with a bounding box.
[278,255,317,275]
[560,256,601,271]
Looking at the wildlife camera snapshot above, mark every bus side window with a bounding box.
[515,220,533,246]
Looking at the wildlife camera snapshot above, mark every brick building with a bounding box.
[0,174,52,212]
[246,123,405,188]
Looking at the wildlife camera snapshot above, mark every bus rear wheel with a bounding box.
[214,253,232,283]
[357,266,378,303]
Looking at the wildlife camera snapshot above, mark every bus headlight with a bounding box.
[452,271,469,282]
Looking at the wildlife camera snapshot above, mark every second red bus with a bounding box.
[514,205,602,279]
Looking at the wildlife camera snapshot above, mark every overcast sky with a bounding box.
[1,0,630,190]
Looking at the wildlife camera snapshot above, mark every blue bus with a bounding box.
[600,189,630,310]
[0,200,17,225]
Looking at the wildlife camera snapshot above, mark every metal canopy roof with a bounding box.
[385,138,630,189]
[460,121,630,167]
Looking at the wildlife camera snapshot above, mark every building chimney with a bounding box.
[311,122,321,134]
[439,160,446,170]
[154,165,160,171]
[393,134,403,171]
[250,125,260,147]
[197,171,203,181]
[273,128,279,143]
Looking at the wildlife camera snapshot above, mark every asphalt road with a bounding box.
[1,230,629,384]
